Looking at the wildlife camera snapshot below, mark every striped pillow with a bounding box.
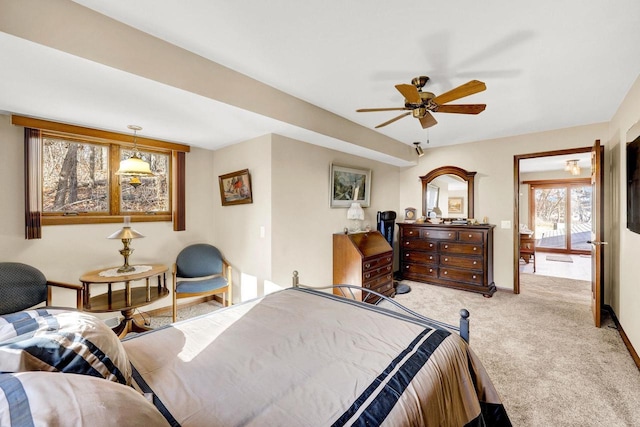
[0,310,131,385]
[0,372,169,427]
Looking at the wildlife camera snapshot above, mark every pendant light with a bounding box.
[116,125,153,186]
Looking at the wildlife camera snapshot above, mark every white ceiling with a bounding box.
[1,0,639,166]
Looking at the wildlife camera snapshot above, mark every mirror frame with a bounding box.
[420,166,476,219]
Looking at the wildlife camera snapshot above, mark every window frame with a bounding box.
[16,115,189,231]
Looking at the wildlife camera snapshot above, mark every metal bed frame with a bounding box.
[291,270,470,343]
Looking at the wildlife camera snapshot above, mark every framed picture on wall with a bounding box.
[218,169,253,206]
[448,197,464,214]
[330,164,371,208]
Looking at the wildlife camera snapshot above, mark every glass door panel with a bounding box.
[534,187,567,250]
[570,186,592,250]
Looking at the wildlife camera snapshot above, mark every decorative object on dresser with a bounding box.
[346,202,365,232]
[333,230,394,302]
[404,207,417,222]
[398,223,496,297]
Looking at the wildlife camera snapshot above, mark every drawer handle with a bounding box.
[429,243,434,248]
[405,265,410,269]
[444,258,449,262]
[386,257,391,262]
[444,245,448,249]
[473,247,477,251]
[387,275,392,279]
[365,263,371,268]
[406,253,410,257]
[365,273,371,279]
[444,271,448,275]
[429,268,433,273]
[429,256,433,260]
[469,234,473,238]
[473,261,477,265]
[410,231,414,235]
[405,241,409,245]
[426,232,429,236]
[473,275,477,279]
[386,266,391,271]
[448,233,452,237]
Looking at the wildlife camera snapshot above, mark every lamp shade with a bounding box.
[347,203,365,220]
[107,226,145,240]
[115,153,153,176]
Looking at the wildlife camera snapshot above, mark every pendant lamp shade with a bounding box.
[116,125,154,177]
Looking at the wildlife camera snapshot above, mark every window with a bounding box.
[16,115,189,236]
[41,136,171,217]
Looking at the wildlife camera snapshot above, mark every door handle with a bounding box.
[586,241,608,245]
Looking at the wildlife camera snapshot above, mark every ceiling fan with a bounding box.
[357,76,486,129]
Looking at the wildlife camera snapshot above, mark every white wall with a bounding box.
[398,122,608,292]
[212,134,272,302]
[269,134,401,288]
[609,74,640,353]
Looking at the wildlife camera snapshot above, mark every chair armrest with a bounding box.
[46,280,84,310]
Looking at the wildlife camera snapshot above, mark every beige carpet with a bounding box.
[148,275,640,426]
[393,274,640,426]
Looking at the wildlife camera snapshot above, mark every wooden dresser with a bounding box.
[333,231,394,303]
[397,223,496,297]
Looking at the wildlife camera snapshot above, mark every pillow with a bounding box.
[0,371,170,427]
[0,310,131,385]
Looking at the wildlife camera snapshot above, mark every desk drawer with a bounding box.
[364,273,393,291]
[363,263,393,281]
[363,253,392,272]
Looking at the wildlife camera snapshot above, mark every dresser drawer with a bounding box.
[439,254,483,271]
[439,268,483,285]
[402,263,437,277]
[421,229,457,240]
[403,251,437,264]
[363,253,392,272]
[363,263,393,281]
[402,239,437,251]
[458,231,484,243]
[439,242,483,255]
[401,227,421,238]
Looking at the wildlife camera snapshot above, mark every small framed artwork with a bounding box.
[218,169,253,206]
[448,197,464,214]
[330,164,371,208]
[404,207,417,222]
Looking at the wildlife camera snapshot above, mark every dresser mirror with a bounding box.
[420,166,476,219]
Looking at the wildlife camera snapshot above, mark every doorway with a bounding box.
[514,147,594,290]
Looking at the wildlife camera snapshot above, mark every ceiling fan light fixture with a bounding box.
[413,142,425,157]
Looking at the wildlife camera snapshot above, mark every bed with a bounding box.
[0,277,510,426]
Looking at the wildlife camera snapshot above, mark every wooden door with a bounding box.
[590,139,605,327]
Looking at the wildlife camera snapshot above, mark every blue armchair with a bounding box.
[172,244,232,322]
[0,262,83,315]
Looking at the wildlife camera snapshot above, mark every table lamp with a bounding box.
[108,216,144,273]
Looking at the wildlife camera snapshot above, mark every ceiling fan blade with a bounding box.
[432,80,486,105]
[434,104,486,115]
[374,112,411,128]
[356,107,410,112]
[419,111,438,129]
[395,84,422,104]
